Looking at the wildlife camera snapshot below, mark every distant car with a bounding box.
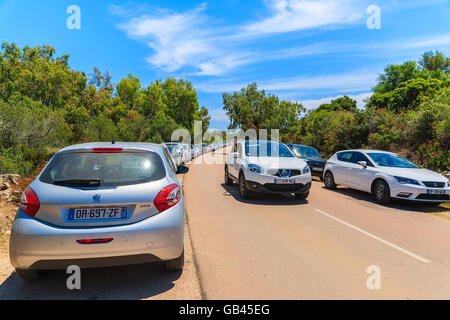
[323,149,450,204]
[9,142,189,280]
[164,143,183,167]
[180,144,192,163]
[285,144,326,179]
[225,140,312,199]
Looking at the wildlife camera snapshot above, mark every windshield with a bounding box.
[40,151,166,187]
[292,145,322,158]
[367,153,420,168]
[245,141,294,158]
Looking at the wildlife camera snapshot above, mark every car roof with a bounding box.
[58,142,161,153]
[288,143,317,149]
[337,149,395,154]
[237,140,286,144]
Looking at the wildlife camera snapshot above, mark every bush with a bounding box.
[0,148,33,175]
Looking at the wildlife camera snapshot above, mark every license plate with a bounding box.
[274,178,296,184]
[69,207,127,221]
[427,189,446,195]
[311,167,323,172]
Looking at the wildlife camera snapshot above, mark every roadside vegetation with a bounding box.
[0,42,210,176]
[0,43,448,176]
[223,51,449,173]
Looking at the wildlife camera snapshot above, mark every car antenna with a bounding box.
[112,136,116,145]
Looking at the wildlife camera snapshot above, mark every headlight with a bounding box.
[302,165,310,175]
[393,176,420,185]
[248,164,262,174]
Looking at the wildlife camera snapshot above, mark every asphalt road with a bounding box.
[184,148,450,299]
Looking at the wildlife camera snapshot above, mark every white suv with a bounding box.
[225,140,312,199]
[323,149,450,204]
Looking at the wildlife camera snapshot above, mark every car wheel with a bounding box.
[225,166,233,185]
[295,192,309,200]
[165,250,184,271]
[15,268,40,280]
[324,171,336,189]
[373,180,391,204]
[239,173,251,199]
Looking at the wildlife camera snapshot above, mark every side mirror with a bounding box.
[228,152,239,159]
[176,165,189,174]
[357,161,367,168]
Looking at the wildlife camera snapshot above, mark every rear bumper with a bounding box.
[9,202,185,270]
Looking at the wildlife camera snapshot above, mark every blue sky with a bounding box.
[1,0,449,130]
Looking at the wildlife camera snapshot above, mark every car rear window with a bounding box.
[40,151,166,187]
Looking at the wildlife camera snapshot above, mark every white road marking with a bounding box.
[315,209,431,264]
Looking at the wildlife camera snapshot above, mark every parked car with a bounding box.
[225,140,312,199]
[285,144,326,179]
[164,143,183,167]
[180,144,192,163]
[9,142,189,280]
[323,149,450,204]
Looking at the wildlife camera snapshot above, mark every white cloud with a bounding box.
[208,108,229,122]
[115,4,253,76]
[393,34,450,50]
[112,1,370,76]
[196,69,378,93]
[243,0,367,35]
[300,92,372,109]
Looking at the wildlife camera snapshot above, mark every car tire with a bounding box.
[324,171,337,189]
[239,173,251,199]
[225,166,233,185]
[15,268,40,280]
[165,250,184,271]
[373,180,391,204]
[295,192,309,200]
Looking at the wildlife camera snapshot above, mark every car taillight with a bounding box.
[92,148,123,153]
[154,184,181,213]
[20,187,40,217]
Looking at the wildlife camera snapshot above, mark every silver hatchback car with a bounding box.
[9,142,189,280]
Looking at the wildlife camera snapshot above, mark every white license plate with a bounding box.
[274,178,296,184]
[69,207,127,221]
[311,167,323,172]
[427,189,447,195]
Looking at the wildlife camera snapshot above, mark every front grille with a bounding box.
[422,181,445,188]
[416,194,449,201]
[263,183,305,192]
[273,169,301,178]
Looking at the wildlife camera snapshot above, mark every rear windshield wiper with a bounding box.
[53,179,104,187]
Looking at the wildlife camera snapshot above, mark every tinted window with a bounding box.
[245,141,294,157]
[352,152,373,166]
[367,153,420,168]
[292,145,322,158]
[337,152,353,162]
[40,151,166,187]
